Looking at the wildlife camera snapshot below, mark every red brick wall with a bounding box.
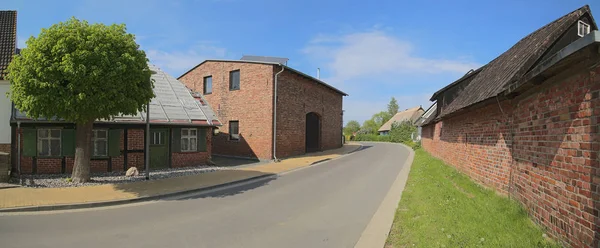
[172,128,212,167]
[0,144,10,153]
[275,69,344,157]
[179,61,345,159]
[421,64,600,247]
[14,126,211,175]
[180,61,275,159]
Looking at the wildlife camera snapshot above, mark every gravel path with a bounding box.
[10,166,230,188]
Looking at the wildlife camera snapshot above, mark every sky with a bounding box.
[4,0,598,124]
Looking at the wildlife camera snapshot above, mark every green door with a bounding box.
[149,129,169,169]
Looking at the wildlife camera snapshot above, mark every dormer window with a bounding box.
[578,20,590,37]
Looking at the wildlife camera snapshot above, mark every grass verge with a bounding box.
[385,149,559,247]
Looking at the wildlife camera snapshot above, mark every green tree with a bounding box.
[389,120,417,143]
[344,120,361,135]
[7,18,153,182]
[372,111,392,128]
[388,97,399,116]
[361,119,379,134]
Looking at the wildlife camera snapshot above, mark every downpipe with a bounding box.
[273,65,285,162]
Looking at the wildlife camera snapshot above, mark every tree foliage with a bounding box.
[7,18,154,123]
[372,111,392,128]
[7,18,154,182]
[344,120,361,135]
[388,97,399,116]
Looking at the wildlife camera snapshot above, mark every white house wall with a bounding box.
[0,80,11,144]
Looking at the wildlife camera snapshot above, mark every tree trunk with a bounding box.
[72,121,93,183]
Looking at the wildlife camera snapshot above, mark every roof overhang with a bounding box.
[505,30,600,96]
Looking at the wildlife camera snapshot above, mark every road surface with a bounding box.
[0,142,410,248]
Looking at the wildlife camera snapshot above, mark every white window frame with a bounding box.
[37,129,61,157]
[151,131,164,145]
[92,129,108,157]
[578,20,591,37]
[181,128,198,152]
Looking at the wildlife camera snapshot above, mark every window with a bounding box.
[181,128,198,152]
[229,121,239,140]
[578,20,591,37]
[92,129,108,156]
[151,131,164,145]
[203,76,212,94]
[229,70,240,90]
[38,129,61,156]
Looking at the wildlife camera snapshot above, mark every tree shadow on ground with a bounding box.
[111,169,278,201]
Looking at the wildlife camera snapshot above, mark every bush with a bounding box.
[352,121,422,150]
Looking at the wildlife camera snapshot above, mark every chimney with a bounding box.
[317,68,320,79]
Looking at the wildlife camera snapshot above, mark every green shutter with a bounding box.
[109,129,122,157]
[198,128,207,152]
[22,129,37,157]
[172,128,181,152]
[61,129,76,156]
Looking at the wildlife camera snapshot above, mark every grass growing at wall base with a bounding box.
[385,149,559,247]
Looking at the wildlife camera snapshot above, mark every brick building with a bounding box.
[179,56,347,160]
[420,6,600,247]
[10,65,220,174]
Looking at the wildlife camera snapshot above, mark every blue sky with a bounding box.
[5,0,597,124]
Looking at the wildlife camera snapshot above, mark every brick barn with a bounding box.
[179,56,347,160]
[10,65,221,174]
[420,6,600,247]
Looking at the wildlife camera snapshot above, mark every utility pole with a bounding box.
[145,102,150,180]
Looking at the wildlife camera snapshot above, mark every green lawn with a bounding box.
[385,149,560,247]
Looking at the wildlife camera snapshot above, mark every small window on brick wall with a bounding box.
[181,128,198,152]
[229,121,239,140]
[229,70,240,91]
[204,76,212,94]
[38,129,61,156]
[92,129,108,157]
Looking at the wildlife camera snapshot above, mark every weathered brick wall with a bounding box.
[421,64,600,247]
[14,127,211,174]
[171,128,212,167]
[276,69,344,157]
[180,61,274,159]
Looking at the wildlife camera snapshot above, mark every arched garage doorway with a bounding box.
[305,112,321,153]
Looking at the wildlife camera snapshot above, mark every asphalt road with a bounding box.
[0,142,410,248]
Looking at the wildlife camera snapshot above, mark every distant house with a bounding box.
[0,10,17,155]
[179,56,348,160]
[414,102,437,141]
[11,65,221,174]
[420,5,600,247]
[377,106,424,135]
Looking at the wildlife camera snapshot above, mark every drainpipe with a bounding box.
[273,65,285,162]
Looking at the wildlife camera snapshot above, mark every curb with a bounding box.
[310,158,332,165]
[354,143,415,248]
[0,174,276,213]
[0,144,364,213]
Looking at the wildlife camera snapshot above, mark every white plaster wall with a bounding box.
[0,80,11,144]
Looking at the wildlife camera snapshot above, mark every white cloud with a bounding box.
[146,44,227,76]
[303,30,480,83]
[303,30,478,124]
